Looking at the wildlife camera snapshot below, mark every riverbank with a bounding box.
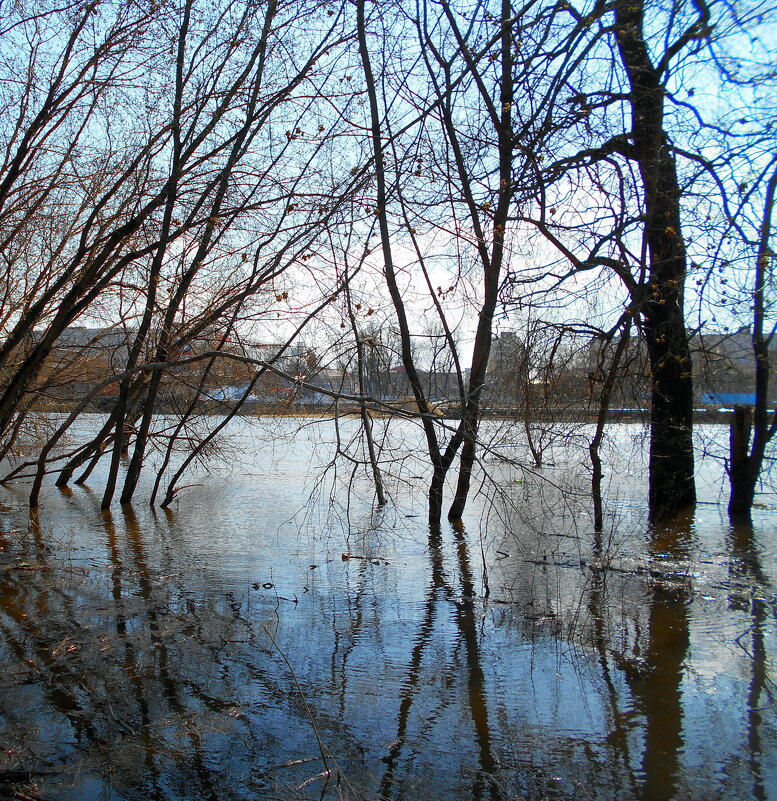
[32,396,745,424]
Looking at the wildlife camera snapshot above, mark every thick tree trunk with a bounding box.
[615,0,696,518]
[643,305,696,517]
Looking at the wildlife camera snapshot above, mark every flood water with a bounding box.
[0,415,775,800]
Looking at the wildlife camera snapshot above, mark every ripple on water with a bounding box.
[0,417,775,800]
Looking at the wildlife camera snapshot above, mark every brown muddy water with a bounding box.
[0,415,774,801]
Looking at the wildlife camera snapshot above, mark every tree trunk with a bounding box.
[590,317,632,532]
[446,0,513,523]
[727,163,777,518]
[120,370,163,504]
[56,411,119,487]
[728,406,757,518]
[614,0,696,518]
[356,0,445,526]
[643,306,696,518]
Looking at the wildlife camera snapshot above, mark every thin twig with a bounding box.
[262,625,331,777]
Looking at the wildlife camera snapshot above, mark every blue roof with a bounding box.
[700,392,756,406]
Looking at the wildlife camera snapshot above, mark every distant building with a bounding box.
[36,326,323,405]
[484,324,777,412]
[487,331,527,406]
[692,326,777,404]
[583,326,777,407]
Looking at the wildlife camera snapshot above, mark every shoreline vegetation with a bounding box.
[22,398,747,424]
[0,0,771,516]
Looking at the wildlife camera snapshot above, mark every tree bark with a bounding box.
[728,406,757,516]
[614,0,696,518]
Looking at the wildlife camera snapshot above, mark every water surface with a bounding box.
[0,416,774,800]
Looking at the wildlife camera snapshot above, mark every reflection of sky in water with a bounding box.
[0,416,774,800]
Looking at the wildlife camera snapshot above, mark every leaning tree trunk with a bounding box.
[615,0,697,519]
[590,316,633,532]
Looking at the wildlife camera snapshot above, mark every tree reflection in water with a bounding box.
[728,518,771,801]
[632,512,693,801]
[0,422,775,801]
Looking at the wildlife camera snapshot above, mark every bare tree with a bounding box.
[509,0,714,519]
[0,0,359,506]
[356,0,575,524]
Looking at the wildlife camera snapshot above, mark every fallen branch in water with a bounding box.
[341,552,388,565]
